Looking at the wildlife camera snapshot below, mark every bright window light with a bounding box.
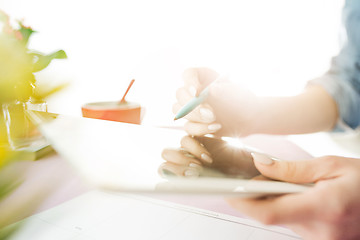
[0,0,344,126]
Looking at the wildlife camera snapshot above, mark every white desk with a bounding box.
[5,190,302,240]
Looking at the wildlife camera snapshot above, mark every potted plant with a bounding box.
[0,10,67,150]
[0,10,69,237]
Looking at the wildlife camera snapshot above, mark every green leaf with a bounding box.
[32,82,70,100]
[31,50,67,72]
[0,222,21,240]
[0,159,25,201]
[18,21,36,46]
[0,179,22,201]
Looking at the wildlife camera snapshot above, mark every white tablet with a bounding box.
[26,110,311,198]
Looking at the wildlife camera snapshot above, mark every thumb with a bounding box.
[208,77,230,96]
[251,152,343,184]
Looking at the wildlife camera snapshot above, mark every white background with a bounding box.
[0,0,344,125]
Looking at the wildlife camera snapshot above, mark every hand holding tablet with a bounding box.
[27,111,311,198]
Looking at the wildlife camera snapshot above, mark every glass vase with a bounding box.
[1,99,47,150]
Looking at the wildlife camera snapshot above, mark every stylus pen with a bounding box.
[174,75,224,120]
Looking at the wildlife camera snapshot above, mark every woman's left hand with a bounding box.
[227,154,360,240]
[160,135,259,178]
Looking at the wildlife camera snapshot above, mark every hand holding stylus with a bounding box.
[174,74,226,120]
[172,68,259,137]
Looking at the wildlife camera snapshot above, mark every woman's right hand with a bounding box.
[173,68,261,137]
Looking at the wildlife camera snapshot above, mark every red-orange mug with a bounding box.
[81,101,142,124]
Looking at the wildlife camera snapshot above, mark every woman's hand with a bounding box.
[227,154,360,240]
[160,135,259,178]
[173,68,260,137]
[174,68,339,137]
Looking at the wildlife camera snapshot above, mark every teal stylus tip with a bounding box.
[174,88,209,120]
[173,75,225,121]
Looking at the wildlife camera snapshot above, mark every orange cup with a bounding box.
[81,101,142,124]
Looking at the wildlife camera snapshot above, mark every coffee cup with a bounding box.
[81,101,142,124]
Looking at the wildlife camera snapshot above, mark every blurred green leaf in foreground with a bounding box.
[0,9,68,239]
[0,9,68,103]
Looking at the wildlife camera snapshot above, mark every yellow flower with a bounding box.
[0,34,35,102]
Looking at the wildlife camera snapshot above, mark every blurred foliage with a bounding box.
[0,10,67,237]
[0,10,67,103]
[0,8,67,147]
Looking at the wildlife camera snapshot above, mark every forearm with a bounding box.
[253,85,339,135]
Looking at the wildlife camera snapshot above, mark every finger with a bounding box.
[182,68,201,96]
[208,79,233,97]
[180,135,213,164]
[197,67,219,89]
[226,191,317,225]
[251,153,346,183]
[182,68,200,87]
[172,102,181,115]
[194,104,216,123]
[184,121,222,136]
[183,68,219,95]
[176,87,193,106]
[161,148,202,166]
[158,162,203,177]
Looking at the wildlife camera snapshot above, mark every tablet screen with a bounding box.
[26,110,310,197]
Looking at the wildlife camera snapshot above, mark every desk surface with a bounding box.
[6,190,302,240]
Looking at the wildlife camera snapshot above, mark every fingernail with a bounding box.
[162,169,175,176]
[200,108,215,122]
[201,153,213,163]
[189,86,197,97]
[189,163,202,170]
[184,169,200,177]
[208,123,222,131]
[183,152,196,158]
[251,152,274,165]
